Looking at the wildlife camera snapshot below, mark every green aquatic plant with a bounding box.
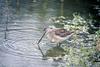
[63,45,96,67]
[96,30,100,36]
[52,13,89,32]
[48,13,98,67]
[64,13,89,32]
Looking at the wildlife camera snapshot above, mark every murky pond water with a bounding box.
[0,0,98,67]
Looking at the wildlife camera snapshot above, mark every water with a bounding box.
[0,0,95,67]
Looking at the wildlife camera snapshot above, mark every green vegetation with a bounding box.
[46,13,99,67]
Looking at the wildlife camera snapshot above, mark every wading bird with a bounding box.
[45,27,74,46]
[36,26,74,57]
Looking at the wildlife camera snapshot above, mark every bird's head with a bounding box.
[44,26,56,32]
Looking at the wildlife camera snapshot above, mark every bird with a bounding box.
[45,26,74,46]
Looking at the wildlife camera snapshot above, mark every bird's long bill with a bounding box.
[37,31,46,44]
[36,31,46,57]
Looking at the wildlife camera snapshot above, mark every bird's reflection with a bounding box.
[45,46,65,57]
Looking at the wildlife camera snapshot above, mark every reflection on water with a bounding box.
[45,46,65,57]
[0,0,92,67]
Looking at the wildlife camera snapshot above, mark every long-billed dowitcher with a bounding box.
[45,27,74,46]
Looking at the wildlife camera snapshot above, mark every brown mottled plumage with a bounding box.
[55,29,73,37]
[46,28,74,44]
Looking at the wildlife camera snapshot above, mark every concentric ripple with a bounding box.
[0,39,44,59]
